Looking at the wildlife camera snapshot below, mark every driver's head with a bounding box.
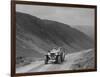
[53,47,57,50]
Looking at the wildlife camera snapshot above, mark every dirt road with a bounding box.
[16,49,93,73]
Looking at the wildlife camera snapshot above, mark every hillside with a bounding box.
[16,12,93,65]
[73,25,94,40]
[71,49,95,70]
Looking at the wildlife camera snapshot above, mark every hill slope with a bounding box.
[73,25,94,40]
[16,12,93,64]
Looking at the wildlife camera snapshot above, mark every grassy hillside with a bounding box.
[73,25,94,40]
[71,49,95,70]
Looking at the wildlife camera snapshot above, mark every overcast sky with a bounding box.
[16,4,95,27]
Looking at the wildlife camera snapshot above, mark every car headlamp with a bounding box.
[55,52,59,55]
[48,53,50,55]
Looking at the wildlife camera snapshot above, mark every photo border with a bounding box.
[11,0,97,77]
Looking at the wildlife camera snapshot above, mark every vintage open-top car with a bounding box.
[45,47,65,64]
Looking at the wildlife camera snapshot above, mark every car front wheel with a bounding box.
[56,55,62,64]
[45,55,48,64]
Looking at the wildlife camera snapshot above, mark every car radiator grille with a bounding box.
[50,53,55,57]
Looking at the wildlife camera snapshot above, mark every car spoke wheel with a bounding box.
[57,56,61,64]
[45,55,48,64]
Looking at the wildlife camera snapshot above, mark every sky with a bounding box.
[16,4,95,27]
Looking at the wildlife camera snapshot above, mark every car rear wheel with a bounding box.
[61,53,65,62]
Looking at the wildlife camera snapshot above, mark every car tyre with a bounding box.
[56,55,62,64]
[61,53,65,62]
[45,55,48,64]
